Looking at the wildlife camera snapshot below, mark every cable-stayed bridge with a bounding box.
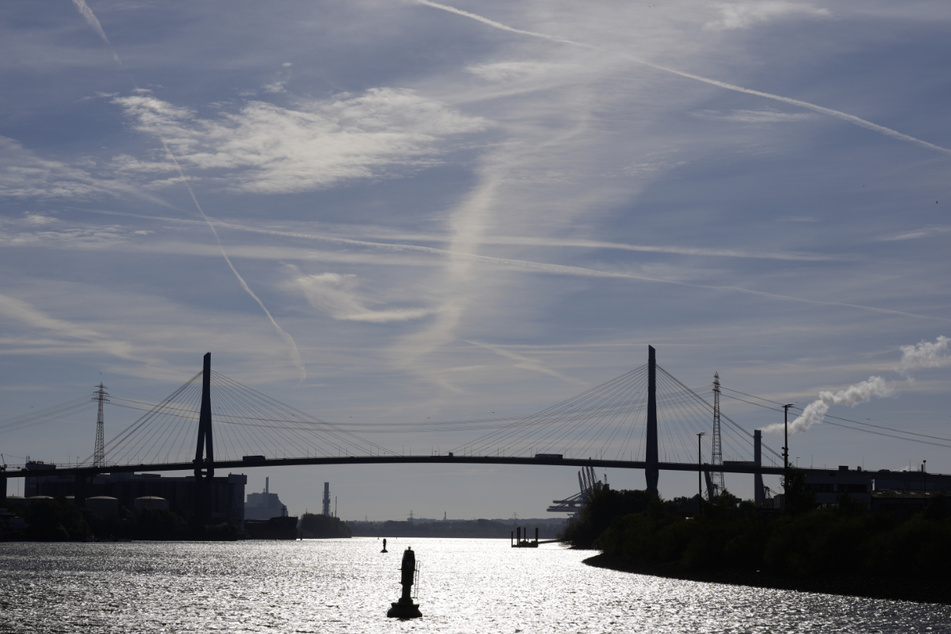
[2,348,792,503]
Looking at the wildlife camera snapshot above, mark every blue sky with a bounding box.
[1,1,950,520]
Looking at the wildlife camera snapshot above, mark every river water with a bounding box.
[0,538,947,633]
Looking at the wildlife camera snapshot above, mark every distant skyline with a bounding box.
[2,1,950,519]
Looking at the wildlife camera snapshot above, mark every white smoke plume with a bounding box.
[763,376,893,434]
[899,335,951,374]
[764,335,949,434]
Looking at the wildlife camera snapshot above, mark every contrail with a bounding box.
[80,209,951,326]
[638,62,951,157]
[159,139,307,381]
[70,0,112,46]
[207,217,842,262]
[415,0,586,47]
[416,0,951,157]
[70,0,121,65]
[68,0,306,381]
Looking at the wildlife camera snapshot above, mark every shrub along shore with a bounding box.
[562,485,951,605]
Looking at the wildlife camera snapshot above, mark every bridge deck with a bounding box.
[6,455,786,479]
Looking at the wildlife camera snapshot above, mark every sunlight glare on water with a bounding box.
[0,538,948,633]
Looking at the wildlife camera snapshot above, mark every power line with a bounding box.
[821,418,951,450]
[822,412,951,444]
[0,396,94,434]
[111,395,519,432]
[720,385,791,408]
[720,383,951,448]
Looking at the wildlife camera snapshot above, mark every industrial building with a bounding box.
[19,461,247,527]
[799,465,950,512]
[244,477,288,520]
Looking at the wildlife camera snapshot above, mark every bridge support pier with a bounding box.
[754,430,765,506]
[73,474,88,510]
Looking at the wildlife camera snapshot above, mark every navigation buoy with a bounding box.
[386,547,422,619]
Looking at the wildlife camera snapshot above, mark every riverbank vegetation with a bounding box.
[347,517,566,539]
[563,484,951,604]
[299,512,351,538]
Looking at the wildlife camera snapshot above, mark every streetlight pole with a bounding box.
[782,404,793,473]
[697,432,705,513]
[781,404,794,506]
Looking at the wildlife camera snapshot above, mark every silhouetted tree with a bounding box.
[22,498,88,541]
[782,467,815,515]
[299,513,352,538]
[561,487,654,548]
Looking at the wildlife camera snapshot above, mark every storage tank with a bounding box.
[134,496,169,511]
[86,496,119,519]
[24,496,54,505]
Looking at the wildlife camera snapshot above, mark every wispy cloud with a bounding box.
[465,340,587,385]
[0,284,312,387]
[0,292,105,343]
[0,137,155,202]
[881,225,951,241]
[467,61,570,83]
[112,89,489,194]
[0,214,130,249]
[0,291,142,364]
[705,2,830,31]
[288,269,434,324]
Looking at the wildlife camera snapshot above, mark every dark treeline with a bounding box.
[562,482,951,604]
[348,518,565,539]
[349,518,513,539]
[299,512,351,539]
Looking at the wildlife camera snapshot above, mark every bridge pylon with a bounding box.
[194,352,214,481]
[646,345,659,497]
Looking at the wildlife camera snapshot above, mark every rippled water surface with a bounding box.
[1,538,948,633]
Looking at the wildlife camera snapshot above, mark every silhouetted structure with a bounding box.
[23,463,246,527]
[387,547,422,619]
[646,346,659,497]
[792,465,951,511]
[245,477,287,520]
